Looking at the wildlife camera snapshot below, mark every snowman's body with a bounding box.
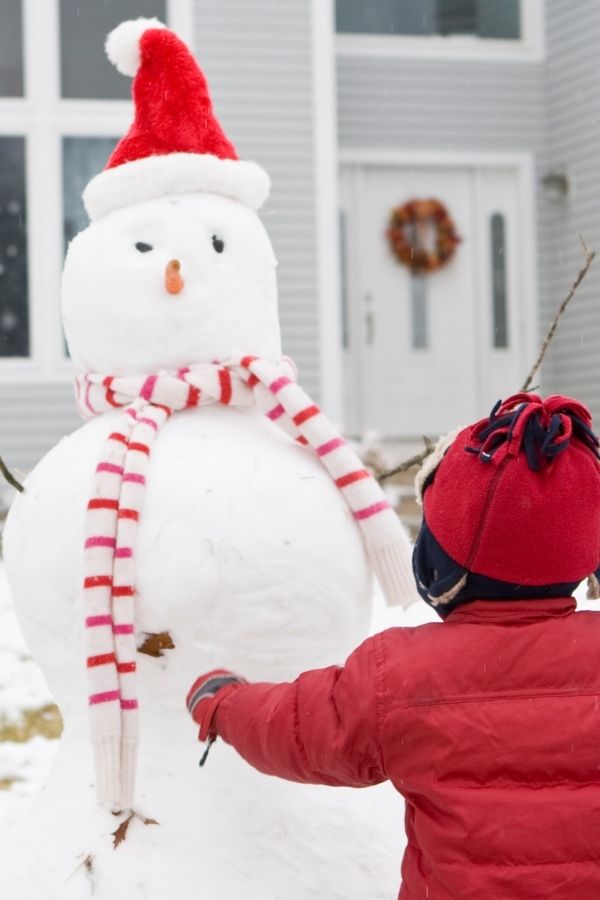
[1,190,404,896]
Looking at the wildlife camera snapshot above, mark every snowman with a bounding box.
[1,19,414,900]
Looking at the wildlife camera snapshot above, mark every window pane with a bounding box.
[437,0,477,35]
[63,136,119,247]
[0,0,24,97]
[477,1,520,39]
[339,211,349,349]
[62,137,118,357]
[490,213,508,349]
[410,274,428,349]
[0,137,28,357]
[59,0,167,99]
[336,0,436,36]
[335,0,521,39]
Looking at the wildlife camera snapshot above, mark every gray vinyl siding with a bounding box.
[194,0,319,397]
[540,0,600,417]
[0,0,319,478]
[337,57,546,153]
[0,383,79,478]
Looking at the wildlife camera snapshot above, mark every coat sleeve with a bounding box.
[214,633,387,788]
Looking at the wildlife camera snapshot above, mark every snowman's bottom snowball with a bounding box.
[1,405,402,898]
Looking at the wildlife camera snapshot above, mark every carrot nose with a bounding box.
[165,259,184,295]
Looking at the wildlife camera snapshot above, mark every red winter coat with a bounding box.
[214,598,600,899]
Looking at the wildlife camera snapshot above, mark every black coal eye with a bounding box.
[135,242,153,253]
[212,234,225,254]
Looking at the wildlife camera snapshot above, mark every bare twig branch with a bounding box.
[0,455,24,493]
[521,235,595,392]
[65,853,94,891]
[377,437,434,483]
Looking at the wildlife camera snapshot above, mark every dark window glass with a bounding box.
[62,137,118,356]
[335,0,520,39]
[62,136,119,247]
[438,0,477,35]
[59,0,167,99]
[0,0,24,97]
[0,137,28,356]
[476,1,521,39]
[490,213,509,348]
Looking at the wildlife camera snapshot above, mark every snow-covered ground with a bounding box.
[0,561,59,821]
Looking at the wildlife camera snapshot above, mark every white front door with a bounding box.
[339,163,532,438]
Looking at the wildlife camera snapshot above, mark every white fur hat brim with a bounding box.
[83,152,271,221]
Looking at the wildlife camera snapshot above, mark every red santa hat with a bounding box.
[83,18,270,221]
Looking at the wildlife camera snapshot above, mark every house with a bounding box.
[0,0,597,480]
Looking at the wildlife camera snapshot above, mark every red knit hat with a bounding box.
[83,18,270,221]
[418,393,600,601]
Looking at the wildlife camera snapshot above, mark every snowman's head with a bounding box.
[61,191,281,374]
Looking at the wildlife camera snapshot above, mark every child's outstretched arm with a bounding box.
[186,634,387,789]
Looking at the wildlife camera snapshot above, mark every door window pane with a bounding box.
[339,211,349,349]
[0,137,28,357]
[410,275,428,349]
[63,136,118,247]
[59,0,167,99]
[0,0,24,97]
[335,0,521,39]
[490,213,508,348]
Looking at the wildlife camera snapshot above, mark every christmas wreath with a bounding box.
[387,198,461,275]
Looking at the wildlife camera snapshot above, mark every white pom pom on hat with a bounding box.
[84,18,270,220]
[105,17,166,77]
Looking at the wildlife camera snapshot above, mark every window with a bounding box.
[335,0,542,62]
[59,0,165,100]
[410,274,428,350]
[0,0,188,372]
[490,213,509,349]
[62,137,121,248]
[339,211,350,350]
[0,138,28,356]
[0,0,24,98]
[336,0,520,40]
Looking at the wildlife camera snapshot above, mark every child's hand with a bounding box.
[186,669,248,741]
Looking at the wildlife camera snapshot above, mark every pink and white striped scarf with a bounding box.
[76,356,414,809]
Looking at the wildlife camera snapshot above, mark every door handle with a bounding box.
[365,309,375,346]
[364,292,375,347]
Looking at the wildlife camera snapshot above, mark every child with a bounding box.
[186,393,600,899]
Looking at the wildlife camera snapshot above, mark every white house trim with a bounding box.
[338,148,540,404]
[166,0,194,47]
[340,148,537,171]
[336,0,545,64]
[311,0,343,423]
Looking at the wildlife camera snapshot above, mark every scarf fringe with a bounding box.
[369,533,416,607]
[93,735,123,809]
